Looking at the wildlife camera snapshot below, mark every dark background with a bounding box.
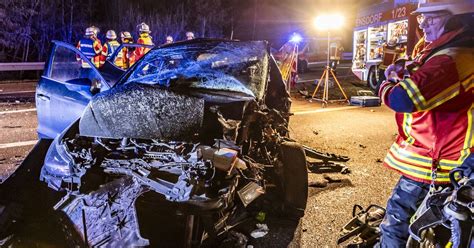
[0,0,379,64]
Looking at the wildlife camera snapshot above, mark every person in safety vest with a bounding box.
[101,30,120,67]
[186,31,195,40]
[131,22,153,65]
[76,26,102,69]
[376,0,473,246]
[328,40,344,71]
[165,35,174,44]
[117,31,133,69]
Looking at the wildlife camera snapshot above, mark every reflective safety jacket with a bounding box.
[102,40,121,67]
[77,37,102,68]
[133,33,153,64]
[380,28,474,184]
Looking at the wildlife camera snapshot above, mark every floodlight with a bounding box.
[310,13,348,107]
[313,14,344,30]
[289,33,303,43]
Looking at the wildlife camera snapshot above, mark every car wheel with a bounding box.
[367,66,379,91]
[298,60,308,74]
[278,141,308,218]
[374,69,386,95]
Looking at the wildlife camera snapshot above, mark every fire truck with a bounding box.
[352,0,422,90]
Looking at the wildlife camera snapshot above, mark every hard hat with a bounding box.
[85,27,95,36]
[186,31,195,39]
[91,26,100,35]
[166,36,173,43]
[121,31,132,39]
[412,0,474,15]
[85,26,99,36]
[137,22,151,33]
[106,30,117,39]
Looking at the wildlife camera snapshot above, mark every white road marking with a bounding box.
[0,108,37,115]
[293,106,360,115]
[0,140,37,149]
[0,90,36,94]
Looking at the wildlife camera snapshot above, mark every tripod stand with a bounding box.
[311,65,349,107]
[311,32,349,107]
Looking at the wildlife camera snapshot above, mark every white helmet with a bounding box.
[186,31,195,40]
[137,22,151,33]
[85,26,98,36]
[165,35,173,43]
[120,31,132,39]
[106,30,117,39]
[412,0,474,15]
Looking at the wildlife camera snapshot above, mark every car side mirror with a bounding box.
[90,79,102,95]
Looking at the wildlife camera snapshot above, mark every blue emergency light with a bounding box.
[289,33,302,43]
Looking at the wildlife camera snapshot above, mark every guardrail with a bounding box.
[0,62,45,72]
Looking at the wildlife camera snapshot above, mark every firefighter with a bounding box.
[165,35,173,44]
[377,0,473,246]
[117,31,134,69]
[101,30,120,67]
[186,31,195,40]
[131,22,154,65]
[76,26,102,69]
[328,40,344,71]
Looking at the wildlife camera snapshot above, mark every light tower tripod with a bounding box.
[311,31,349,107]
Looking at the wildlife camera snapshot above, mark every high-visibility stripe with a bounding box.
[385,152,450,180]
[389,142,463,172]
[460,103,474,161]
[402,113,415,145]
[384,152,451,182]
[399,78,426,110]
[389,143,432,167]
[461,73,474,91]
[422,82,460,110]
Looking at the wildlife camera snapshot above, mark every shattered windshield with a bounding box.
[123,40,269,99]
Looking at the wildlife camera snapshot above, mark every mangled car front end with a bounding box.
[37,40,307,246]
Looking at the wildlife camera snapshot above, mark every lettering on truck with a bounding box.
[356,13,382,27]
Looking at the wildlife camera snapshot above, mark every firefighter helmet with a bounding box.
[137,22,151,33]
[106,30,117,40]
[186,31,195,40]
[412,0,474,15]
[121,31,132,39]
[85,26,99,36]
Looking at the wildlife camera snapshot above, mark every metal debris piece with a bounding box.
[250,223,269,239]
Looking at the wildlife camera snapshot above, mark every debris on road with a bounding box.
[250,223,269,239]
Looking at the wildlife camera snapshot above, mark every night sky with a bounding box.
[231,0,379,48]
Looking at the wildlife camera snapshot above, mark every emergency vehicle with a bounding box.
[352,0,422,90]
[296,37,342,73]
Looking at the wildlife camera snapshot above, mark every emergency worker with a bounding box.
[328,40,344,71]
[377,0,473,246]
[165,35,174,44]
[76,26,102,69]
[101,30,121,67]
[186,31,195,40]
[131,22,154,65]
[118,31,133,69]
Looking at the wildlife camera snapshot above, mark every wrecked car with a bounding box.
[3,39,309,247]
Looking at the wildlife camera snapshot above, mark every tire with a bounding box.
[278,141,308,218]
[298,60,308,74]
[367,66,379,91]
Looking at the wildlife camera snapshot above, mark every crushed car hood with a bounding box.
[80,40,271,140]
[79,83,204,139]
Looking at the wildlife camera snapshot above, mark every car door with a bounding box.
[36,41,110,139]
[100,43,154,86]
